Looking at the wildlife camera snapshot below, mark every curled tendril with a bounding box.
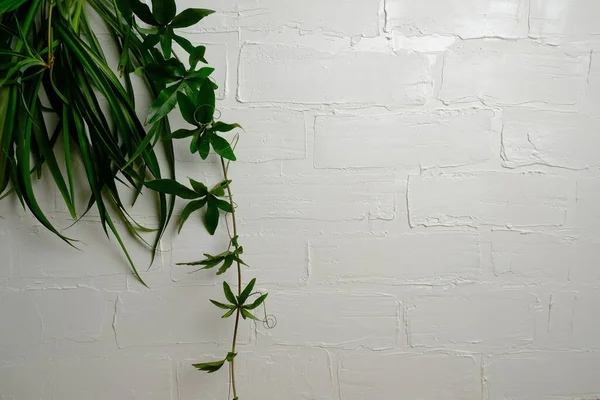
[263,314,277,329]
[247,291,276,329]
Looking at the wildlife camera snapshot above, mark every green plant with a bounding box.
[0,0,269,398]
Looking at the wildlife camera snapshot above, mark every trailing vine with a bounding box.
[0,0,269,398]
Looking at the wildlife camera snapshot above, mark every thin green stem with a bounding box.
[221,156,241,400]
[47,0,54,67]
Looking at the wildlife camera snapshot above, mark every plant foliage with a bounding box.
[0,0,270,398]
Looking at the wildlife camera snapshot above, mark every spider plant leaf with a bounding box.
[146,81,185,125]
[15,75,74,244]
[31,100,76,218]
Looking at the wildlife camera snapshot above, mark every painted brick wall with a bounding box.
[1,0,600,398]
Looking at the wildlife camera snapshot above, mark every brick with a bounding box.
[114,285,252,347]
[585,52,600,113]
[32,288,106,342]
[0,288,105,352]
[178,349,334,400]
[408,291,539,349]
[238,43,432,105]
[490,230,600,282]
[571,179,600,231]
[439,40,588,106]
[220,107,306,163]
[0,291,42,352]
[0,356,172,400]
[408,173,570,228]
[259,291,398,349]
[240,0,380,36]
[502,108,600,169]
[486,352,600,400]
[314,108,495,169]
[546,291,600,348]
[529,0,600,41]
[309,231,480,284]
[386,0,527,38]
[340,352,482,400]
[235,176,396,222]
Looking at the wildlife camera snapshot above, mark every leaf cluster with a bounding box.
[145,178,232,235]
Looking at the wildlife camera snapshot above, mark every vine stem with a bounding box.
[221,156,241,400]
[47,0,54,68]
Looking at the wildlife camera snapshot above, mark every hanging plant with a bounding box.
[0,0,268,398]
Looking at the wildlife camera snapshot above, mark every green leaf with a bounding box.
[244,293,268,310]
[145,179,201,199]
[197,134,210,160]
[0,0,28,14]
[189,45,207,68]
[170,8,215,28]
[190,131,200,154]
[223,281,237,305]
[216,254,234,275]
[171,34,194,53]
[204,197,219,235]
[152,0,177,25]
[210,180,231,196]
[177,92,198,126]
[232,255,249,267]
[214,198,233,213]
[146,82,185,125]
[194,80,215,124]
[221,308,236,319]
[238,278,256,306]
[131,0,160,25]
[192,359,226,373]
[240,308,260,321]
[210,299,235,310]
[210,134,236,161]
[226,352,237,362]
[189,178,208,195]
[212,121,241,133]
[187,67,214,80]
[159,30,173,58]
[142,33,160,50]
[165,128,196,139]
[179,198,206,233]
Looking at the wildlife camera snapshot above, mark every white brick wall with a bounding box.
[1,0,600,398]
